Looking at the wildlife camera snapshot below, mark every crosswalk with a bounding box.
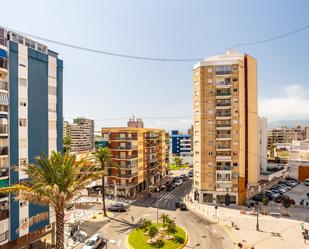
[151,192,179,201]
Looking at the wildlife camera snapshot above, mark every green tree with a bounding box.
[63,136,71,153]
[160,213,169,228]
[94,147,112,217]
[166,218,176,238]
[281,195,291,216]
[0,152,100,249]
[173,157,182,167]
[139,219,153,233]
[148,225,158,241]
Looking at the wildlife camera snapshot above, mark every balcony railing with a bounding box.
[216,145,231,150]
[216,123,231,127]
[216,102,231,106]
[145,134,160,139]
[118,172,138,178]
[0,60,7,70]
[113,136,137,141]
[0,106,8,112]
[216,92,231,96]
[119,162,138,169]
[0,231,8,243]
[0,169,8,178]
[0,125,8,134]
[216,134,231,139]
[113,154,138,159]
[216,166,231,170]
[0,147,8,156]
[216,113,231,117]
[0,193,8,199]
[115,146,137,150]
[216,70,232,75]
[0,210,9,221]
[0,81,8,91]
[0,37,7,47]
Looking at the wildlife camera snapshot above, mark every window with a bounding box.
[207,79,212,84]
[19,78,27,87]
[195,131,199,136]
[216,65,232,75]
[195,91,199,96]
[233,162,238,167]
[233,98,238,103]
[195,101,199,106]
[208,109,213,115]
[19,101,27,107]
[195,81,199,86]
[208,90,213,95]
[195,111,200,116]
[208,151,213,156]
[207,120,213,125]
[48,86,57,95]
[233,88,238,93]
[19,119,26,127]
[195,120,199,125]
[233,78,238,83]
[208,162,213,166]
[208,68,213,73]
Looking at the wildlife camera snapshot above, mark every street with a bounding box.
[76,179,234,249]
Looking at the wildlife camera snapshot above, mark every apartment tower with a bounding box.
[101,125,166,197]
[0,27,63,248]
[192,50,258,205]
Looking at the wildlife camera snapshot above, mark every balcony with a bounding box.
[216,92,231,99]
[0,59,7,75]
[216,134,231,141]
[113,154,138,160]
[0,193,8,200]
[0,210,8,221]
[216,71,232,76]
[216,145,231,151]
[216,156,232,161]
[145,143,159,148]
[216,80,231,88]
[0,125,8,136]
[114,145,137,150]
[0,147,8,156]
[0,231,8,243]
[145,134,160,139]
[0,81,8,92]
[0,169,8,179]
[118,163,138,169]
[216,123,231,130]
[216,112,231,120]
[118,172,138,178]
[112,136,137,141]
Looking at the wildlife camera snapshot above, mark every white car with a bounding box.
[83,233,105,249]
[305,179,309,186]
[174,179,183,186]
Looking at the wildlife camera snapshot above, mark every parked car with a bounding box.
[73,230,87,242]
[172,177,180,183]
[174,179,183,186]
[164,181,170,186]
[159,185,166,191]
[289,198,296,205]
[187,171,193,177]
[180,174,189,181]
[107,203,127,212]
[166,183,176,191]
[304,179,309,186]
[252,193,269,202]
[83,233,105,249]
[285,177,300,184]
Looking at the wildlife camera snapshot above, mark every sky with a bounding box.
[1,0,309,131]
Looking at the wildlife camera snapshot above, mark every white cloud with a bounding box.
[259,84,309,121]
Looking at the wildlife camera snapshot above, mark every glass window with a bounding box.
[19,119,26,127]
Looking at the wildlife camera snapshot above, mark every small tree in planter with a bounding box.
[281,195,291,216]
[174,157,182,167]
[139,219,152,235]
[166,218,176,240]
[147,225,158,244]
[262,197,269,214]
[160,214,169,231]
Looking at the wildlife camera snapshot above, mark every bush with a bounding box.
[152,240,165,248]
[173,236,185,244]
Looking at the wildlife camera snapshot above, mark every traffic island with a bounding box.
[128,222,187,249]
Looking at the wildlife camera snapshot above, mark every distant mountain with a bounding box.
[268,120,309,129]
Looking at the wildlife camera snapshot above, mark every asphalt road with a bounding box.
[77,179,234,249]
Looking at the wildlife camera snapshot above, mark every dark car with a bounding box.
[175,200,187,211]
[180,174,189,181]
[172,177,180,183]
[107,203,127,212]
[164,181,170,186]
[187,171,193,177]
[252,194,269,202]
[166,183,176,191]
[285,177,300,184]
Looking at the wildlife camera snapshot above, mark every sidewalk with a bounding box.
[184,197,309,249]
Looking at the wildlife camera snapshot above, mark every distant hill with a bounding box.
[268,120,309,129]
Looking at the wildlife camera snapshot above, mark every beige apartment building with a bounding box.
[267,126,306,148]
[64,117,95,153]
[101,126,166,197]
[192,50,259,205]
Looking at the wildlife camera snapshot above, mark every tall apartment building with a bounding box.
[64,118,94,153]
[192,50,259,205]
[170,130,192,157]
[267,125,304,147]
[0,27,63,248]
[101,126,166,197]
[259,117,268,173]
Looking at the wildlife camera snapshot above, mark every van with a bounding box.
[304,179,309,186]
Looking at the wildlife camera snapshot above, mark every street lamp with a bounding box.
[255,201,260,231]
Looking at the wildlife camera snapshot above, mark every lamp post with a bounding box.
[255,201,260,231]
[113,180,117,204]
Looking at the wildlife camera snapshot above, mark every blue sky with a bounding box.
[1,0,309,131]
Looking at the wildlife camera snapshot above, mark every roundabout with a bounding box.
[128,219,188,249]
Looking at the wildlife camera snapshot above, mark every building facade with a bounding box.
[101,127,166,197]
[192,50,259,205]
[64,118,94,154]
[259,117,268,173]
[170,130,192,157]
[0,27,63,248]
[267,125,305,148]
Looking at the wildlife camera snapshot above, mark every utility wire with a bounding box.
[7,24,309,62]
[230,24,309,48]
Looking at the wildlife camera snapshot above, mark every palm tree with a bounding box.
[148,225,158,242]
[63,136,71,153]
[139,219,153,233]
[0,151,100,249]
[166,218,176,239]
[93,147,112,217]
[160,214,169,228]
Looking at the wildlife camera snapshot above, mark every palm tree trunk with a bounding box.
[55,209,65,249]
[101,162,107,217]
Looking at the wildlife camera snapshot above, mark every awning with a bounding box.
[0,93,9,106]
[0,49,7,59]
[0,179,9,188]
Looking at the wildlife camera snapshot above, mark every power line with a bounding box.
[230,24,309,48]
[6,24,309,62]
